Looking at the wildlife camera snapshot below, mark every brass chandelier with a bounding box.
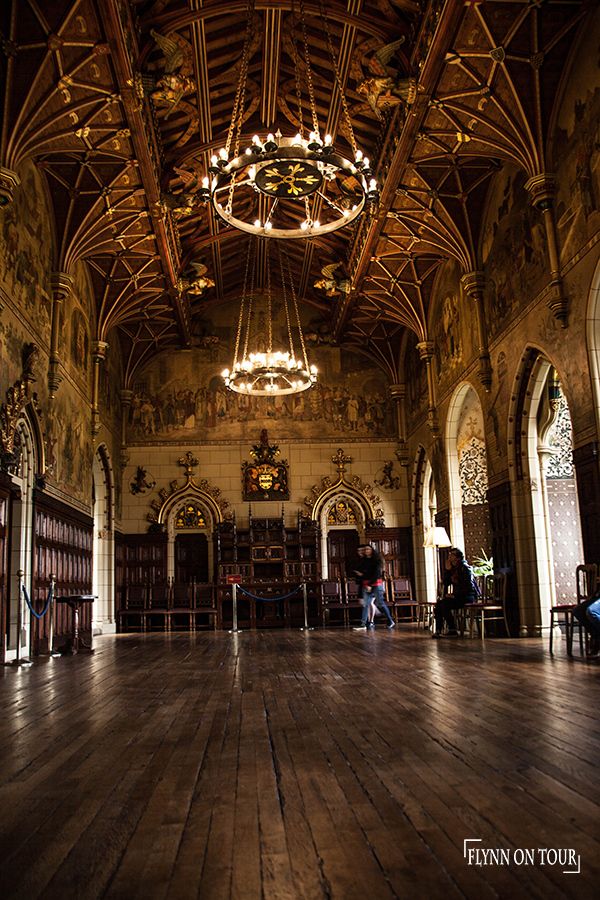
[222,239,317,395]
[198,0,378,239]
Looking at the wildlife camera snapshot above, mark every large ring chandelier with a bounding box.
[198,0,378,239]
[222,239,317,395]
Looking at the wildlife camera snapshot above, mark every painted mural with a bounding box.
[0,160,54,335]
[128,344,394,443]
[405,333,428,419]
[481,165,547,340]
[552,13,600,264]
[456,388,488,505]
[46,388,93,505]
[431,258,474,386]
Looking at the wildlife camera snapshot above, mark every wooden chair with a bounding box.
[387,576,417,623]
[343,578,364,625]
[550,563,598,655]
[118,584,147,632]
[464,573,509,639]
[192,582,218,631]
[147,582,170,631]
[320,580,346,627]
[416,582,440,631]
[169,582,193,631]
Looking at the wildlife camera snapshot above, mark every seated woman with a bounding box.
[433,547,478,637]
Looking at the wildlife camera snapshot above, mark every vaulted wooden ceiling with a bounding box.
[0,0,590,386]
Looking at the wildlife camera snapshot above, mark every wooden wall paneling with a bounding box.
[32,490,94,654]
[0,475,12,666]
[366,527,415,587]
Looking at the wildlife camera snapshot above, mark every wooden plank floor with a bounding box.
[0,628,598,900]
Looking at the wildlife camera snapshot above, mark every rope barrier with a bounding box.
[21,583,54,620]
[237,585,302,602]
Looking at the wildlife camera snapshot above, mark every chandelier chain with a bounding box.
[266,242,273,355]
[290,0,305,137]
[225,0,255,213]
[232,239,252,368]
[277,243,298,364]
[318,0,358,157]
[299,0,321,139]
[283,243,310,371]
[241,238,257,362]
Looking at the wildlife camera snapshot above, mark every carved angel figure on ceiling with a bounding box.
[179,261,215,297]
[314,262,351,298]
[150,29,195,117]
[351,36,416,119]
[162,165,202,218]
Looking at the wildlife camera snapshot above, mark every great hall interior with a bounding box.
[1,0,599,897]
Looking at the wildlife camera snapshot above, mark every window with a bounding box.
[174,501,206,529]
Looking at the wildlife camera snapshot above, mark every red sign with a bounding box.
[226,575,242,584]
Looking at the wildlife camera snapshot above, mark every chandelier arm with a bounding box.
[277,242,298,364]
[299,0,321,139]
[318,0,358,157]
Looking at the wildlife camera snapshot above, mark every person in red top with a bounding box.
[352,544,395,631]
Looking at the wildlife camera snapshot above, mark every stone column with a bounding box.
[389,383,409,466]
[91,341,108,436]
[525,174,568,327]
[461,270,492,390]
[416,341,439,435]
[48,273,73,400]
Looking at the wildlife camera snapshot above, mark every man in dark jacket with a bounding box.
[433,547,478,637]
[352,544,395,630]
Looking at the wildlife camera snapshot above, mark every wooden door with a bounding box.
[175,533,208,583]
[326,529,360,581]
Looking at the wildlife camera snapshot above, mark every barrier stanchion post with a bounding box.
[10,570,33,667]
[300,583,314,631]
[231,582,239,633]
[48,574,60,657]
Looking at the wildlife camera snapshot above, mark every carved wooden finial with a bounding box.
[332,448,352,477]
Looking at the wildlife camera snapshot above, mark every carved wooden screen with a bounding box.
[123,533,168,585]
[366,527,414,582]
[32,490,93,654]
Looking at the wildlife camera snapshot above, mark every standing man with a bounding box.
[353,544,396,631]
[433,547,478,637]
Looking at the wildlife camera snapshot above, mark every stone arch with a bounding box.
[445,381,490,563]
[312,486,373,581]
[411,445,438,603]
[508,346,583,634]
[159,485,221,582]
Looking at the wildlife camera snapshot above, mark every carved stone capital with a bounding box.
[460,270,486,298]
[524,174,556,210]
[388,383,406,402]
[50,272,74,301]
[120,389,134,407]
[395,441,410,467]
[416,340,434,362]
[546,282,569,328]
[92,340,109,362]
[0,167,20,206]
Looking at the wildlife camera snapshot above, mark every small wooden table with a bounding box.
[55,595,95,654]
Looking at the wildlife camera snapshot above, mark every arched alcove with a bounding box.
[411,446,438,603]
[445,382,491,563]
[162,492,218,583]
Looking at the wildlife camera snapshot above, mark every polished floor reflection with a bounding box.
[0,629,598,899]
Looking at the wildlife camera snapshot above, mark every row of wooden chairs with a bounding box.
[321,576,416,627]
[416,573,510,639]
[118,582,218,631]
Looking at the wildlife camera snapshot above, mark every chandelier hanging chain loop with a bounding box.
[233,239,253,368]
[318,0,358,157]
[284,244,311,372]
[277,242,298,364]
[299,0,321,140]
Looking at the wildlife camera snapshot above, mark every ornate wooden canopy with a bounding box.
[0,0,589,387]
